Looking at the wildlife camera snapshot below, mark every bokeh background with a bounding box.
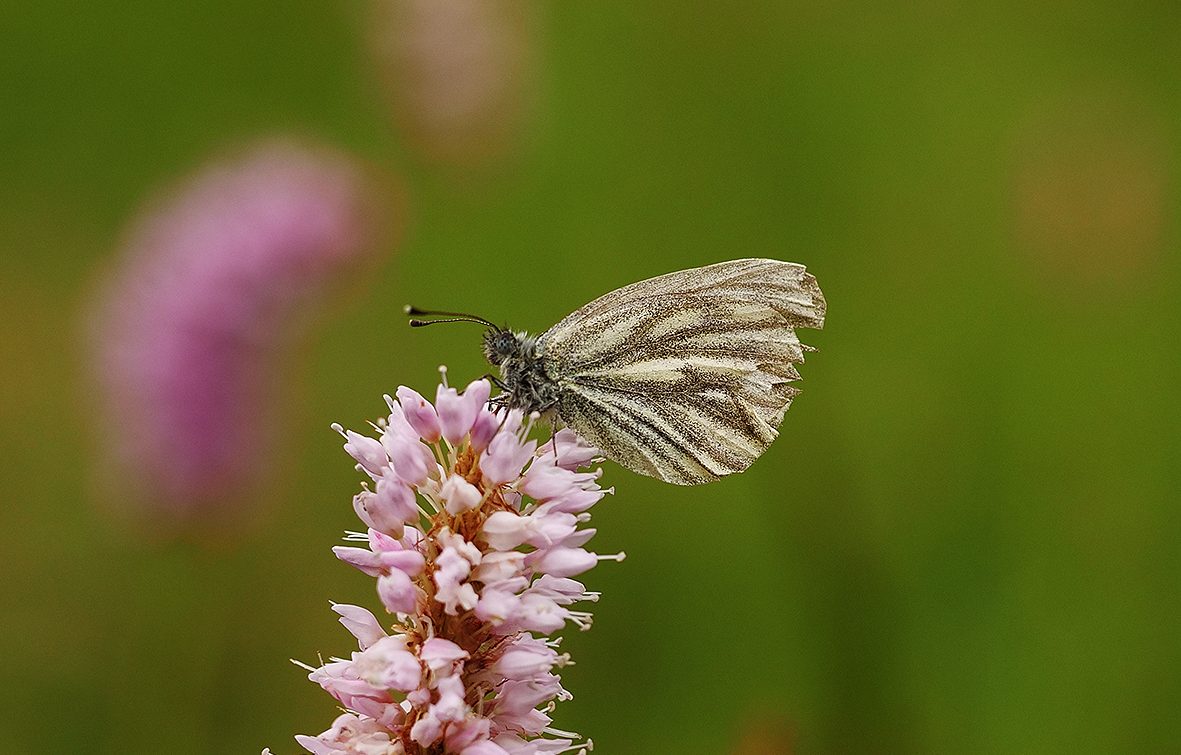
[2,2,1178,752]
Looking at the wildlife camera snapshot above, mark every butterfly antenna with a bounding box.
[404,305,499,330]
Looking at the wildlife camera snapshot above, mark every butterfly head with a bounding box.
[403,304,554,413]
[482,328,530,366]
[404,304,540,381]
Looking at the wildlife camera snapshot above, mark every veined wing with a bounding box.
[541,259,826,485]
[544,258,824,344]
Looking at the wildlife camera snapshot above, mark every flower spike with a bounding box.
[291,376,613,754]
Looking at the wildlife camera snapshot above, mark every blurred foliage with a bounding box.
[1,1,1178,753]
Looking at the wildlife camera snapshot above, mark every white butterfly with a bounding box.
[409,258,826,485]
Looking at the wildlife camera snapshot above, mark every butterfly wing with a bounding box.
[540,258,826,485]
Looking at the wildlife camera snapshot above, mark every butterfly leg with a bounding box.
[483,372,508,389]
[549,415,559,466]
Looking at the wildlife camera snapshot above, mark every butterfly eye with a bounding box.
[483,329,515,366]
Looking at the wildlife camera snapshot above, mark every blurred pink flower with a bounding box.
[294,378,620,754]
[89,140,393,522]
[371,0,535,166]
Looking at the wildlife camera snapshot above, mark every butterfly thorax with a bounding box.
[483,329,561,414]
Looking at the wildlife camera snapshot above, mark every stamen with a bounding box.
[568,612,595,631]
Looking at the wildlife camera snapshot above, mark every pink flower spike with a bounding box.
[396,385,442,442]
[89,140,392,522]
[296,381,611,753]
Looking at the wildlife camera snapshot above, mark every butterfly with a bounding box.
[407,258,826,485]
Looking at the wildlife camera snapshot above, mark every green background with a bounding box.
[2,2,1178,752]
